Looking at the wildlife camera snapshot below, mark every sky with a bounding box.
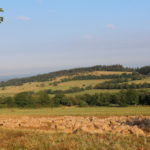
[0,0,150,77]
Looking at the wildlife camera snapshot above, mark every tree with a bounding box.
[118,90,139,106]
[139,93,150,105]
[137,66,150,75]
[52,94,71,107]
[52,94,64,107]
[117,91,129,107]
[36,91,50,106]
[125,90,139,105]
[14,92,32,107]
[2,97,14,107]
[0,8,4,23]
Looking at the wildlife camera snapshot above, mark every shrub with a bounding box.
[78,100,88,107]
[36,91,50,106]
[14,92,33,107]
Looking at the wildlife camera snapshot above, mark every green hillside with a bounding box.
[0,64,133,87]
[0,64,150,108]
[0,64,150,97]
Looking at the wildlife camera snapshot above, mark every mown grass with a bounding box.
[0,106,150,116]
[0,128,149,150]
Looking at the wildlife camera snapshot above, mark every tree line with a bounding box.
[94,82,150,90]
[137,66,150,75]
[0,90,149,108]
[60,72,142,82]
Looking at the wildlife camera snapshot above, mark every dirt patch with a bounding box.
[0,116,150,135]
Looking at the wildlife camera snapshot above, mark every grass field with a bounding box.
[0,106,149,150]
[0,128,149,150]
[0,106,149,116]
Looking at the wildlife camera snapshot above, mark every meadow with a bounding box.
[0,106,149,116]
[0,128,149,150]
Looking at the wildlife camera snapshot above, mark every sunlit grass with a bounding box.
[0,128,149,150]
[0,106,149,116]
[129,76,150,84]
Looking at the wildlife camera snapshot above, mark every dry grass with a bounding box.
[0,128,149,150]
[129,76,150,84]
[79,71,132,76]
[0,79,109,96]
[53,71,132,82]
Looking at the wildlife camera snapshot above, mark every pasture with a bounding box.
[0,106,149,116]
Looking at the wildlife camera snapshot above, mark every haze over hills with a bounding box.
[0,64,149,87]
[0,64,132,84]
[0,75,28,82]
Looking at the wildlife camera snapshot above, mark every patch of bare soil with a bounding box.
[0,116,150,135]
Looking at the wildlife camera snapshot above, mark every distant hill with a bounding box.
[0,64,147,87]
[0,74,36,82]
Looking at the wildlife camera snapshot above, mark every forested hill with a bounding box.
[0,64,149,87]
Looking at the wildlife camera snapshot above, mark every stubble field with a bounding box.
[0,106,150,150]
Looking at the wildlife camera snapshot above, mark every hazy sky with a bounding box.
[0,0,150,76]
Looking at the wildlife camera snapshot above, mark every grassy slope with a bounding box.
[0,79,109,96]
[0,106,150,116]
[129,76,150,84]
[0,71,150,97]
[0,71,129,96]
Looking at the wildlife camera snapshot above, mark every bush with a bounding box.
[14,92,33,107]
[36,91,50,106]
[52,94,66,107]
[0,97,14,108]
[125,90,139,105]
[78,100,88,107]
[139,93,150,105]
